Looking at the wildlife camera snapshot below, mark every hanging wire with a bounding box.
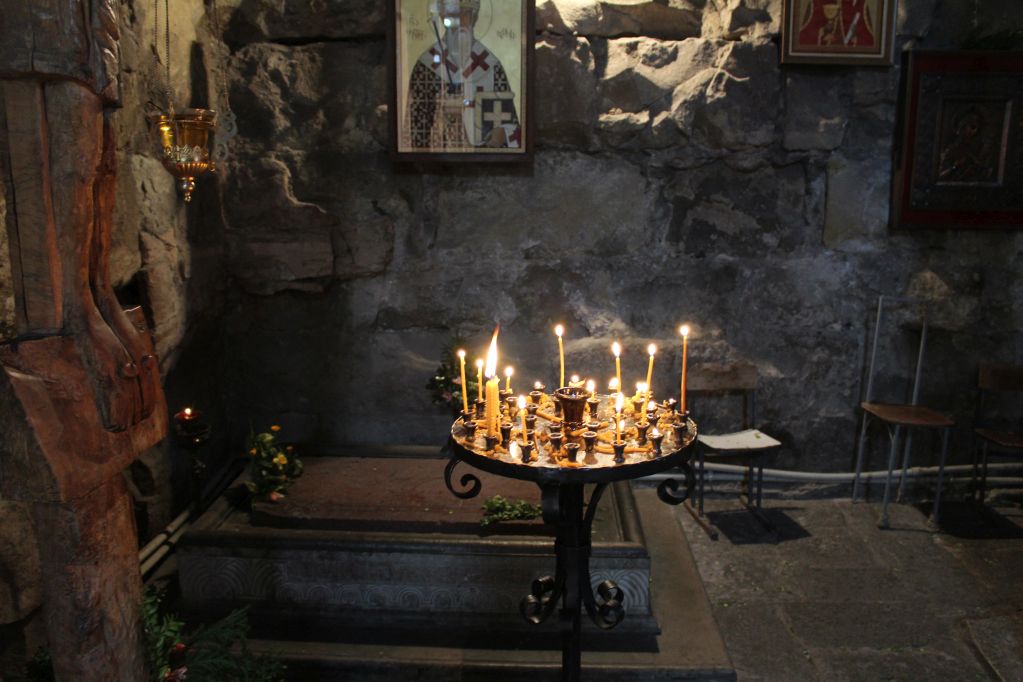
[152,0,174,114]
[207,0,237,161]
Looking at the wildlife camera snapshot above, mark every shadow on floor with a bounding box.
[705,506,812,545]
[922,500,1023,540]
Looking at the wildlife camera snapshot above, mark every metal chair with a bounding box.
[851,296,954,529]
[972,363,1023,504]
[683,363,782,540]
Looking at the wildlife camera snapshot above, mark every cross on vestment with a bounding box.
[484,100,513,126]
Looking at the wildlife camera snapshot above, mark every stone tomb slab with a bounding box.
[179,456,658,647]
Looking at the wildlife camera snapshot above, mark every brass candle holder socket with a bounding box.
[636,421,650,445]
[525,414,537,433]
[582,431,597,454]
[484,434,499,451]
[526,402,539,417]
[500,422,513,446]
[529,389,544,404]
[519,439,534,463]
[505,395,518,418]
[549,431,564,457]
[612,440,626,464]
[650,431,664,456]
[463,420,477,441]
[474,398,486,419]
[586,397,600,420]
[564,442,580,463]
[555,386,589,438]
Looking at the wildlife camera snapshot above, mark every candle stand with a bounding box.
[443,394,697,682]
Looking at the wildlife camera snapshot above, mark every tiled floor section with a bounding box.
[676,496,1023,681]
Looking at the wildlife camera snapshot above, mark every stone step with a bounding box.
[243,488,733,681]
[179,457,658,641]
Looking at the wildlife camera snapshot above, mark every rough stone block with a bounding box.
[537,0,702,39]
[823,155,890,250]
[536,35,600,148]
[783,71,849,151]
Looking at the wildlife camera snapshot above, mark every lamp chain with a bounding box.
[153,0,173,114]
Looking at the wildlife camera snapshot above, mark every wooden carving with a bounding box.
[0,1,166,678]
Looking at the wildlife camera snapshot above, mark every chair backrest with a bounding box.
[687,362,758,431]
[975,363,1023,431]
[861,295,930,406]
[978,364,1023,391]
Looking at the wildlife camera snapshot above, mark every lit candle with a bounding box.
[608,377,619,393]
[476,359,484,402]
[637,382,648,402]
[518,395,528,444]
[645,344,656,405]
[555,324,565,388]
[586,379,595,395]
[679,325,690,413]
[505,366,514,392]
[612,341,622,394]
[615,392,624,442]
[485,328,501,437]
[458,350,469,413]
[569,374,582,388]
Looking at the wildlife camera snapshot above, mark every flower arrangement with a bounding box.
[426,335,477,416]
[246,424,303,502]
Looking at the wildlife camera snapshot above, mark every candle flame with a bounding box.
[612,341,621,358]
[615,392,624,413]
[475,358,484,369]
[505,366,514,378]
[679,325,690,337]
[184,407,192,417]
[534,380,544,389]
[517,395,527,409]
[609,377,619,391]
[484,326,500,378]
[586,379,595,393]
[637,382,648,393]
[555,324,564,337]
[647,400,657,411]
[570,374,580,383]
[648,343,657,356]
[651,427,661,438]
[457,349,466,359]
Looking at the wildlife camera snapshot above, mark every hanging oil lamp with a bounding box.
[152,109,217,202]
[147,0,228,202]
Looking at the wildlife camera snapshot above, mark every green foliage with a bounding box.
[426,335,476,416]
[143,588,284,682]
[143,589,184,679]
[27,591,283,682]
[481,494,542,526]
[245,425,304,502]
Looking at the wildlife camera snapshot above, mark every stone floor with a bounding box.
[674,490,1023,682]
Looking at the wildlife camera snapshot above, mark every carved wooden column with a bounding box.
[0,2,167,679]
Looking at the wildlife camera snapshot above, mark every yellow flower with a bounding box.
[270,425,281,432]
[273,453,288,467]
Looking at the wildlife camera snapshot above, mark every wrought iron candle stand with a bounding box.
[443,390,696,682]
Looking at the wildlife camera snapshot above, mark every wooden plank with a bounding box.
[1,80,63,332]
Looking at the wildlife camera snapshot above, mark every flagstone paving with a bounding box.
[675,495,1023,682]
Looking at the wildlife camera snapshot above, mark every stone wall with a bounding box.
[214,0,1023,471]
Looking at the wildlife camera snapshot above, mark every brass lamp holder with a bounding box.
[150,109,217,203]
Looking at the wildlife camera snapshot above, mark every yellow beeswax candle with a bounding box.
[485,328,501,437]
[679,325,690,412]
[612,341,622,395]
[646,344,656,406]
[458,349,469,413]
[476,359,484,402]
[555,324,565,388]
[615,391,624,442]
[505,366,514,392]
[518,395,528,444]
